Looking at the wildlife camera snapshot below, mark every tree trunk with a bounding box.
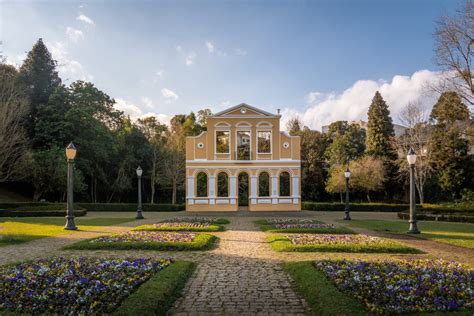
[151,156,156,204]
[416,186,424,204]
[339,190,343,203]
[94,177,97,203]
[172,179,177,204]
[366,192,372,203]
[33,190,41,201]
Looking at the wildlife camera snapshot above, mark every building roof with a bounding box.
[211,103,280,118]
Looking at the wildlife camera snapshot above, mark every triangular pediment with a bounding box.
[212,103,278,117]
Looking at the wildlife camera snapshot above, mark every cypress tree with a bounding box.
[366,91,397,160]
[18,38,61,139]
[430,91,470,199]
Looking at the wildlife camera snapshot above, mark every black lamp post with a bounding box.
[344,167,351,220]
[407,148,420,234]
[136,166,144,219]
[64,142,77,230]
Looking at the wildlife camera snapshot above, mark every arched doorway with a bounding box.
[238,172,249,208]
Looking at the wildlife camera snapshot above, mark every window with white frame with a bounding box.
[257,131,271,153]
[236,131,251,160]
[215,131,230,153]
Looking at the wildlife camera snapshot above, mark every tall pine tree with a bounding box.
[366,91,397,160]
[18,38,61,140]
[430,91,471,199]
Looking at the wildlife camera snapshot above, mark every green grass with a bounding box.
[341,219,474,249]
[65,233,217,251]
[113,261,196,316]
[267,234,421,253]
[255,220,355,234]
[0,217,134,247]
[133,223,224,232]
[285,261,366,316]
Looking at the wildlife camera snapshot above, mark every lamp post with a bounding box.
[64,142,77,230]
[136,166,144,219]
[344,167,351,220]
[407,148,420,234]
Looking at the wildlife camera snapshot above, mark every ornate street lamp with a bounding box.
[136,166,144,219]
[344,167,351,220]
[64,142,77,230]
[407,148,420,234]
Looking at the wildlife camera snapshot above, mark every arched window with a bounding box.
[217,172,229,197]
[279,172,291,197]
[196,172,208,197]
[258,172,270,197]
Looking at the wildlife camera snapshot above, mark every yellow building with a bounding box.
[185,103,301,212]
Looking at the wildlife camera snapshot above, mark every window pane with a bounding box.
[258,131,271,153]
[258,172,270,197]
[196,172,207,197]
[279,172,291,196]
[237,131,251,160]
[216,131,230,153]
[217,172,229,197]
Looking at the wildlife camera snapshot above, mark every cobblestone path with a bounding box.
[170,218,309,315]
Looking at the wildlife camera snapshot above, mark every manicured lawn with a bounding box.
[0,256,195,315]
[0,217,133,246]
[284,261,366,316]
[285,260,473,316]
[268,233,421,253]
[66,231,217,251]
[134,221,225,232]
[113,261,195,315]
[255,219,354,234]
[341,219,474,249]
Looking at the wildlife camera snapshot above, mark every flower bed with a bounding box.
[256,219,354,234]
[0,257,172,314]
[65,231,217,251]
[166,217,230,224]
[134,221,224,232]
[267,233,420,253]
[315,259,474,314]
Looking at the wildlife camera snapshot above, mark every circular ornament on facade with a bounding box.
[240,107,247,114]
[283,142,290,149]
[197,142,204,149]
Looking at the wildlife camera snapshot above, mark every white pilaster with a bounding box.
[250,176,257,204]
[292,176,300,204]
[229,176,237,205]
[271,176,278,204]
[208,176,215,204]
[187,176,195,198]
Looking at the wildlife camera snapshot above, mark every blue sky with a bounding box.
[1,0,460,130]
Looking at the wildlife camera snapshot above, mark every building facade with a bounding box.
[185,104,301,212]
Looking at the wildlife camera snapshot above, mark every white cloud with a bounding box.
[235,48,247,56]
[185,52,196,66]
[161,88,179,103]
[175,45,182,53]
[47,41,92,81]
[115,98,170,124]
[205,41,215,53]
[141,96,154,108]
[66,27,84,42]
[281,70,443,132]
[156,69,164,77]
[77,14,94,25]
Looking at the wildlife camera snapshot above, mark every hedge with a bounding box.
[77,203,184,212]
[397,212,474,223]
[301,202,418,212]
[0,202,185,212]
[0,209,87,217]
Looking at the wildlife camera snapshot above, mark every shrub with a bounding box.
[397,212,474,223]
[77,203,185,212]
[302,202,418,212]
[0,209,86,217]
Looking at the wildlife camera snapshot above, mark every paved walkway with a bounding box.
[1,211,473,315]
